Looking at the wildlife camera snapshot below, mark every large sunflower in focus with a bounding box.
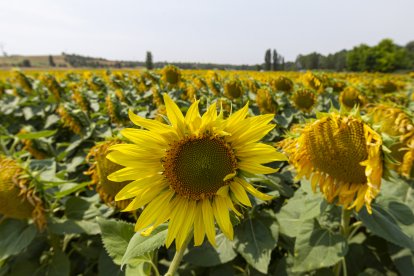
[279,112,383,213]
[107,94,286,249]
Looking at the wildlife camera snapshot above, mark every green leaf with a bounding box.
[97,217,135,265]
[389,243,414,276]
[121,224,167,267]
[292,219,348,273]
[234,211,279,274]
[0,220,37,260]
[16,129,57,139]
[358,202,414,251]
[184,233,237,267]
[276,184,323,237]
[48,217,100,235]
[46,251,70,276]
[98,251,124,276]
[65,196,101,220]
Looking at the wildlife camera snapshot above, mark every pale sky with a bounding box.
[0,0,413,65]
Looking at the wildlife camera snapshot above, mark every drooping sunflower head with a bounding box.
[374,79,398,94]
[18,128,48,159]
[368,104,414,140]
[161,65,182,86]
[40,73,63,101]
[107,94,286,249]
[12,70,33,93]
[71,87,90,112]
[0,156,46,229]
[291,89,317,113]
[224,78,244,99]
[339,86,366,110]
[57,103,84,135]
[256,87,277,114]
[105,93,126,125]
[367,104,414,177]
[271,76,294,93]
[302,71,323,92]
[279,112,383,213]
[86,140,131,209]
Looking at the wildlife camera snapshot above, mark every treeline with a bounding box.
[294,39,414,72]
[63,53,258,70]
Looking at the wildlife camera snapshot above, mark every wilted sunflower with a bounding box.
[0,156,46,229]
[339,87,366,110]
[107,94,286,249]
[368,104,414,177]
[291,89,317,113]
[279,112,383,213]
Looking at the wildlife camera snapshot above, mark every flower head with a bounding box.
[107,94,286,249]
[279,112,383,213]
[291,89,317,113]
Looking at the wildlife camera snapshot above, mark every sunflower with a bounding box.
[339,87,366,110]
[256,88,277,114]
[224,78,244,100]
[271,76,294,93]
[279,112,383,213]
[86,140,131,209]
[107,94,286,249]
[0,156,46,229]
[368,104,414,177]
[291,89,316,113]
[161,65,182,86]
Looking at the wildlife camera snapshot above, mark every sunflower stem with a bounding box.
[165,235,192,276]
[334,208,352,276]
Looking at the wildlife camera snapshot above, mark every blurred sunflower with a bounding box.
[291,89,316,113]
[0,156,46,229]
[256,88,277,114]
[108,94,286,249]
[161,65,181,86]
[279,112,383,213]
[339,87,366,110]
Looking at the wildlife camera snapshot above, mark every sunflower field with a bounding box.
[0,67,414,276]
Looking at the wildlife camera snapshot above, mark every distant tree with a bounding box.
[272,49,278,71]
[48,55,56,67]
[145,51,154,70]
[21,59,31,67]
[264,49,271,71]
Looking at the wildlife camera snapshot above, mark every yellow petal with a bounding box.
[213,197,233,240]
[185,100,202,131]
[236,177,273,201]
[163,94,186,137]
[202,199,217,247]
[165,198,188,248]
[176,200,196,249]
[128,109,174,134]
[122,182,168,212]
[107,167,158,182]
[121,128,168,148]
[230,181,251,207]
[193,202,205,246]
[238,161,278,174]
[114,174,164,201]
[135,191,174,231]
